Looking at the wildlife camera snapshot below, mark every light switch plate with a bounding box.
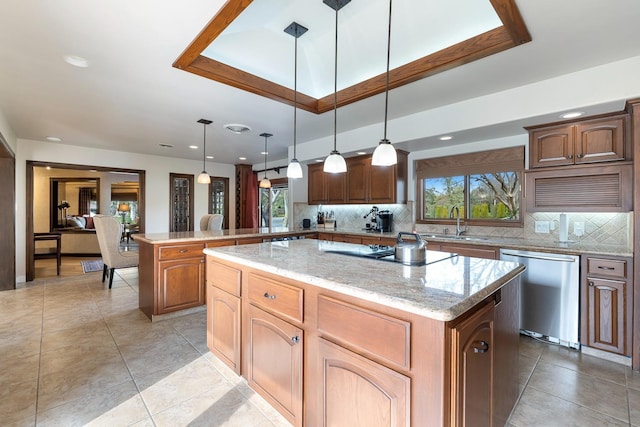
[535,220,550,233]
[574,222,585,236]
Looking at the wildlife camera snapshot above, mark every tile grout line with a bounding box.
[33,280,47,426]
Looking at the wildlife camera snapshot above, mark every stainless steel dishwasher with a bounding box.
[499,249,580,348]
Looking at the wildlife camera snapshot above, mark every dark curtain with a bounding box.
[244,172,259,228]
[78,188,92,215]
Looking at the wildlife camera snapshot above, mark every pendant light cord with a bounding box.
[293,36,298,159]
[383,0,392,141]
[333,6,338,152]
[264,136,268,179]
[202,123,207,170]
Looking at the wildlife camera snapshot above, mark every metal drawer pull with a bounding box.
[263,292,276,300]
[597,266,615,270]
[473,341,489,353]
[291,336,300,344]
[179,249,188,253]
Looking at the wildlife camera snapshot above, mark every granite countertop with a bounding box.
[135,227,318,244]
[203,239,525,322]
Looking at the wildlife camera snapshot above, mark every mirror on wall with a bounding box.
[49,177,100,230]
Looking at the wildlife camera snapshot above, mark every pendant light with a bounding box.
[285,22,307,179]
[259,133,272,188]
[197,118,212,184]
[323,0,349,174]
[371,0,397,166]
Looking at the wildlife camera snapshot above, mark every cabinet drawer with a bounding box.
[158,243,205,260]
[317,295,410,371]
[248,273,303,323]
[587,257,627,279]
[207,259,241,297]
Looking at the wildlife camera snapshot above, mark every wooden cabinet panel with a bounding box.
[207,259,241,297]
[246,305,303,427]
[450,301,495,427]
[346,157,368,203]
[248,273,303,323]
[575,117,625,164]
[437,243,498,260]
[316,338,411,427]
[316,232,333,241]
[158,243,205,260]
[308,164,327,204]
[587,257,627,279]
[529,125,574,168]
[333,234,362,244]
[236,236,264,245]
[325,171,347,204]
[587,278,626,354]
[206,239,236,248]
[318,295,410,371]
[157,257,205,314]
[207,286,241,374]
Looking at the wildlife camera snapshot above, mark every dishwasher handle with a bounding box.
[500,251,577,263]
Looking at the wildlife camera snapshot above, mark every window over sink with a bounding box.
[416,147,524,226]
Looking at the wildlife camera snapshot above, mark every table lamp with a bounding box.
[118,203,130,224]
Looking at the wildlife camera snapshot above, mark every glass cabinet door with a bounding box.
[208,177,229,229]
[170,173,194,232]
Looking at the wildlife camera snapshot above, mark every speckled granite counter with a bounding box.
[203,239,524,321]
[135,227,317,244]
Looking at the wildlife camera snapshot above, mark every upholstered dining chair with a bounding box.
[93,215,139,288]
[200,214,224,231]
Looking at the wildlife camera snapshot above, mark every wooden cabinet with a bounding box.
[449,300,495,427]
[244,273,304,427]
[207,260,242,374]
[427,241,499,259]
[529,115,628,168]
[308,163,347,204]
[308,151,407,205]
[581,255,633,355]
[156,243,205,315]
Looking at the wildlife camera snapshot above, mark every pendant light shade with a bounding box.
[197,118,212,184]
[323,0,350,174]
[285,22,308,179]
[259,133,272,189]
[371,0,398,166]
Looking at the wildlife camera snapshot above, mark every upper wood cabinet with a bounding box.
[528,115,629,169]
[308,151,408,205]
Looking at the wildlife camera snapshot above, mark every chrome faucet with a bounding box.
[449,206,466,236]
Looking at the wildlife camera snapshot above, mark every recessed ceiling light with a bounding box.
[206,155,214,159]
[357,151,367,155]
[225,124,252,134]
[189,145,198,149]
[315,159,324,162]
[46,136,62,142]
[159,143,174,148]
[260,151,268,155]
[63,55,89,68]
[561,111,584,119]
[239,157,247,161]
[439,136,453,141]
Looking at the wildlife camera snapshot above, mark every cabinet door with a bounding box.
[346,157,369,203]
[450,301,494,427]
[325,171,347,204]
[207,286,241,374]
[529,125,574,168]
[587,277,626,354]
[157,257,205,314]
[369,164,397,203]
[437,243,498,260]
[246,305,303,427]
[308,164,326,204]
[316,338,410,427]
[575,117,625,164]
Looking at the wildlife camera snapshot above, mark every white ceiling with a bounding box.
[0,0,639,167]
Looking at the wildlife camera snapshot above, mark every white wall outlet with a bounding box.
[574,222,585,236]
[534,220,550,233]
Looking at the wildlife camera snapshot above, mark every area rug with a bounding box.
[80,260,103,273]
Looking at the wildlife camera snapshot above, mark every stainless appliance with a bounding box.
[376,211,393,232]
[499,249,580,348]
[394,232,427,265]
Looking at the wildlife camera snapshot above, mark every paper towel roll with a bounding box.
[559,213,568,242]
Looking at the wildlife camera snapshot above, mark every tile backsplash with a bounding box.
[294,203,632,249]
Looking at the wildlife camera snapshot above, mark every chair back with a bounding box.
[200,214,224,231]
[93,215,124,266]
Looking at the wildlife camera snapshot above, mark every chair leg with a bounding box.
[108,268,115,288]
[102,264,108,283]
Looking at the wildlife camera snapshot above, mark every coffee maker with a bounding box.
[376,211,393,232]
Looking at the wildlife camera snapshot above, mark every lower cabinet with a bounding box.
[449,301,495,427]
[245,304,303,427]
[582,255,632,355]
[207,286,241,374]
[316,338,411,427]
[157,256,205,314]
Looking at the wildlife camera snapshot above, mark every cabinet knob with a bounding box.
[567,154,573,159]
[576,154,583,158]
[291,336,300,344]
[263,292,276,300]
[473,340,489,353]
[589,281,595,287]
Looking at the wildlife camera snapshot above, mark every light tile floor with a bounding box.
[3,259,640,426]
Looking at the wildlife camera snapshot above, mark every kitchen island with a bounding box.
[204,239,525,427]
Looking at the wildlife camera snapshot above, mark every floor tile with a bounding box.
[0,380,38,425]
[542,343,627,385]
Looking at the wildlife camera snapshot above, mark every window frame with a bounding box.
[415,147,524,228]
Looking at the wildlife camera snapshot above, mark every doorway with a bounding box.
[0,133,15,290]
